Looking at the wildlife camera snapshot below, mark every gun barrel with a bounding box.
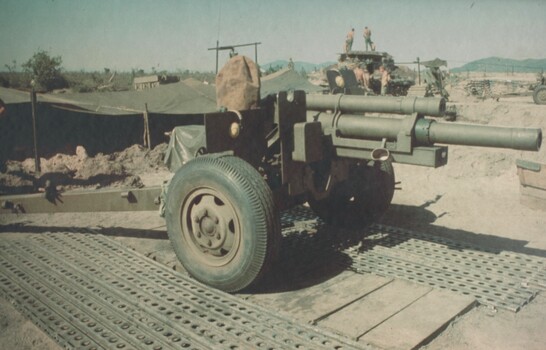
[422,120,542,151]
[318,113,542,152]
[306,94,446,116]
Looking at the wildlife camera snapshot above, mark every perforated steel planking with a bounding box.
[280,206,544,312]
[0,232,368,350]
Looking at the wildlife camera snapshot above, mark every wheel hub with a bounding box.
[182,189,239,265]
[201,216,216,235]
[194,210,225,250]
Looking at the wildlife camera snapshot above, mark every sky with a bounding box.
[1,0,546,73]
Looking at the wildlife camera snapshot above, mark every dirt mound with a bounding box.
[0,143,168,194]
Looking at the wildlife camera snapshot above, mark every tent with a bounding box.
[0,69,325,159]
[0,81,216,158]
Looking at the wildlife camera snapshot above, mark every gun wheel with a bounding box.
[533,85,546,105]
[309,160,395,228]
[165,155,280,292]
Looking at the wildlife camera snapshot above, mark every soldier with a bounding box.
[363,26,373,51]
[345,28,355,53]
[379,65,390,95]
[363,67,372,91]
[288,57,295,70]
[354,65,364,85]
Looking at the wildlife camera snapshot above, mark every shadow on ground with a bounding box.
[2,199,545,296]
[381,203,546,258]
[0,222,167,240]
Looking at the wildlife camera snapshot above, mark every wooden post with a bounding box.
[30,86,41,175]
[143,103,151,150]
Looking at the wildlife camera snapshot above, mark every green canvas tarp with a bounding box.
[0,66,324,159]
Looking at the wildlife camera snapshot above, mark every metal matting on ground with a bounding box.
[0,232,368,350]
[280,206,545,312]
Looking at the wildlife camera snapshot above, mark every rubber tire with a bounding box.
[165,155,280,292]
[533,85,546,105]
[308,160,395,228]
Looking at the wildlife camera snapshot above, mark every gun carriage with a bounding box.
[1,69,542,293]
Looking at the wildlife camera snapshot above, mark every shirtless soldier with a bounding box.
[345,28,355,53]
[363,26,373,51]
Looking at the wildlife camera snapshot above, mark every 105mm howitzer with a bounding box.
[1,91,542,293]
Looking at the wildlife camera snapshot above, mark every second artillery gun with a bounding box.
[1,58,542,293]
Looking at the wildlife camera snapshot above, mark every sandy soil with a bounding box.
[1,74,546,349]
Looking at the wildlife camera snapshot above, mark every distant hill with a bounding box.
[262,60,336,73]
[262,57,546,75]
[452,57,546,73]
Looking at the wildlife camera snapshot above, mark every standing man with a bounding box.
[379,65,390,95]
[288,57,295,70]
[363,26,373,51]
[363,67,372,91]
[354,65,364,85]
[345,28,355,53]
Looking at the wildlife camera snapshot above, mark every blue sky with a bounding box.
[1,0,545,72]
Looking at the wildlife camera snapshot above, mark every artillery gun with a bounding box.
[406,58,450,100]
[1,62,542,294]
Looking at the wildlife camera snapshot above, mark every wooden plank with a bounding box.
[520,194,546,211]
[521,185,546,200]
[247,271,392,323]
[520,185,546,210]
[319,279,431,338]
[518,165,546,189]
[361,288,476,349]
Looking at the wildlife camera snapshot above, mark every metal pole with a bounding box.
[417,57,421,85]
[30,86,40,175]
[254,43,258,65]
[215,40,219,74]
[209,41,261,71]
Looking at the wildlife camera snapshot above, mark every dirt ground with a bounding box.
[1,74,546,349]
